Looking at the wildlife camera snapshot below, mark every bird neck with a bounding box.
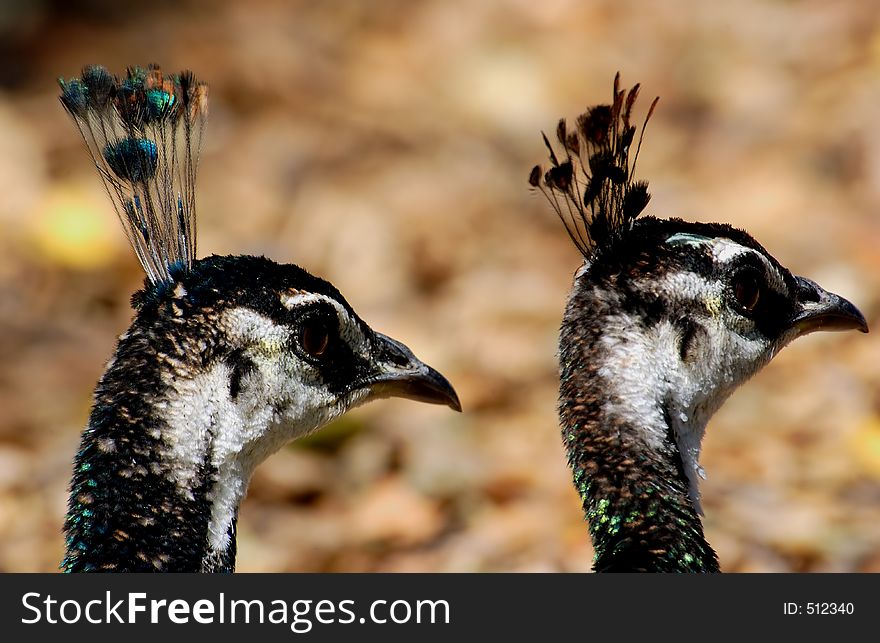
[559,288,720,573]
[561,402,719,572]
[62,319,263,573]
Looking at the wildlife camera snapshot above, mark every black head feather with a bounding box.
[530,73,659,258]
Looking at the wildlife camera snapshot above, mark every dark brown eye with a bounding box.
[300,321,330,357]
[732,270,761,313]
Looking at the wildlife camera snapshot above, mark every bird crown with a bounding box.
[529,73,658,259]
[59,65,208,285]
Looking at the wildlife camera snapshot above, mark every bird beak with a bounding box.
[788,276,869,338]
[360,333,462,412]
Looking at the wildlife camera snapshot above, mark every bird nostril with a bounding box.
[385,347,410,367]
[378,337,415,368]
[797,281,821,303]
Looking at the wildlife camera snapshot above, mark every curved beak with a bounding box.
[789,276,869,338]
[359,333,462,412]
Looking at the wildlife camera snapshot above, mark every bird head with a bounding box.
[657,223,867,367]
[578,218,868,391]
[130,255,460,474]
[564,218,866,508]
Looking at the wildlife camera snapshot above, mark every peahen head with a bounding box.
[131,255,461,439]
[532,74,867,572]
[59,65,459,572]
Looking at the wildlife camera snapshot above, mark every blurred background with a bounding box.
[1,0,879,572]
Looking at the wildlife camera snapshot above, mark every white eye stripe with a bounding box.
[280,290,329,309]
[710,239,789,295]
[665,234,765,270]
[709,238,752,264]
[671,237,786,296]
[666,234,786,291]
[278,290,368,357]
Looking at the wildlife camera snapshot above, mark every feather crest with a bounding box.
[59,64,208,284]
[529,73,658,258]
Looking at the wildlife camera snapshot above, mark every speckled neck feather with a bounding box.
[64,373,233,572]
[559,281,719,572]
[63,278,235,572]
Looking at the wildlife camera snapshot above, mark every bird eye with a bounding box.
[299,319,331,358]
[732,269,762,314]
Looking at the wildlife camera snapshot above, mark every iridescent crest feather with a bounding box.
[529,73,659,258]
[59,65,208,284]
